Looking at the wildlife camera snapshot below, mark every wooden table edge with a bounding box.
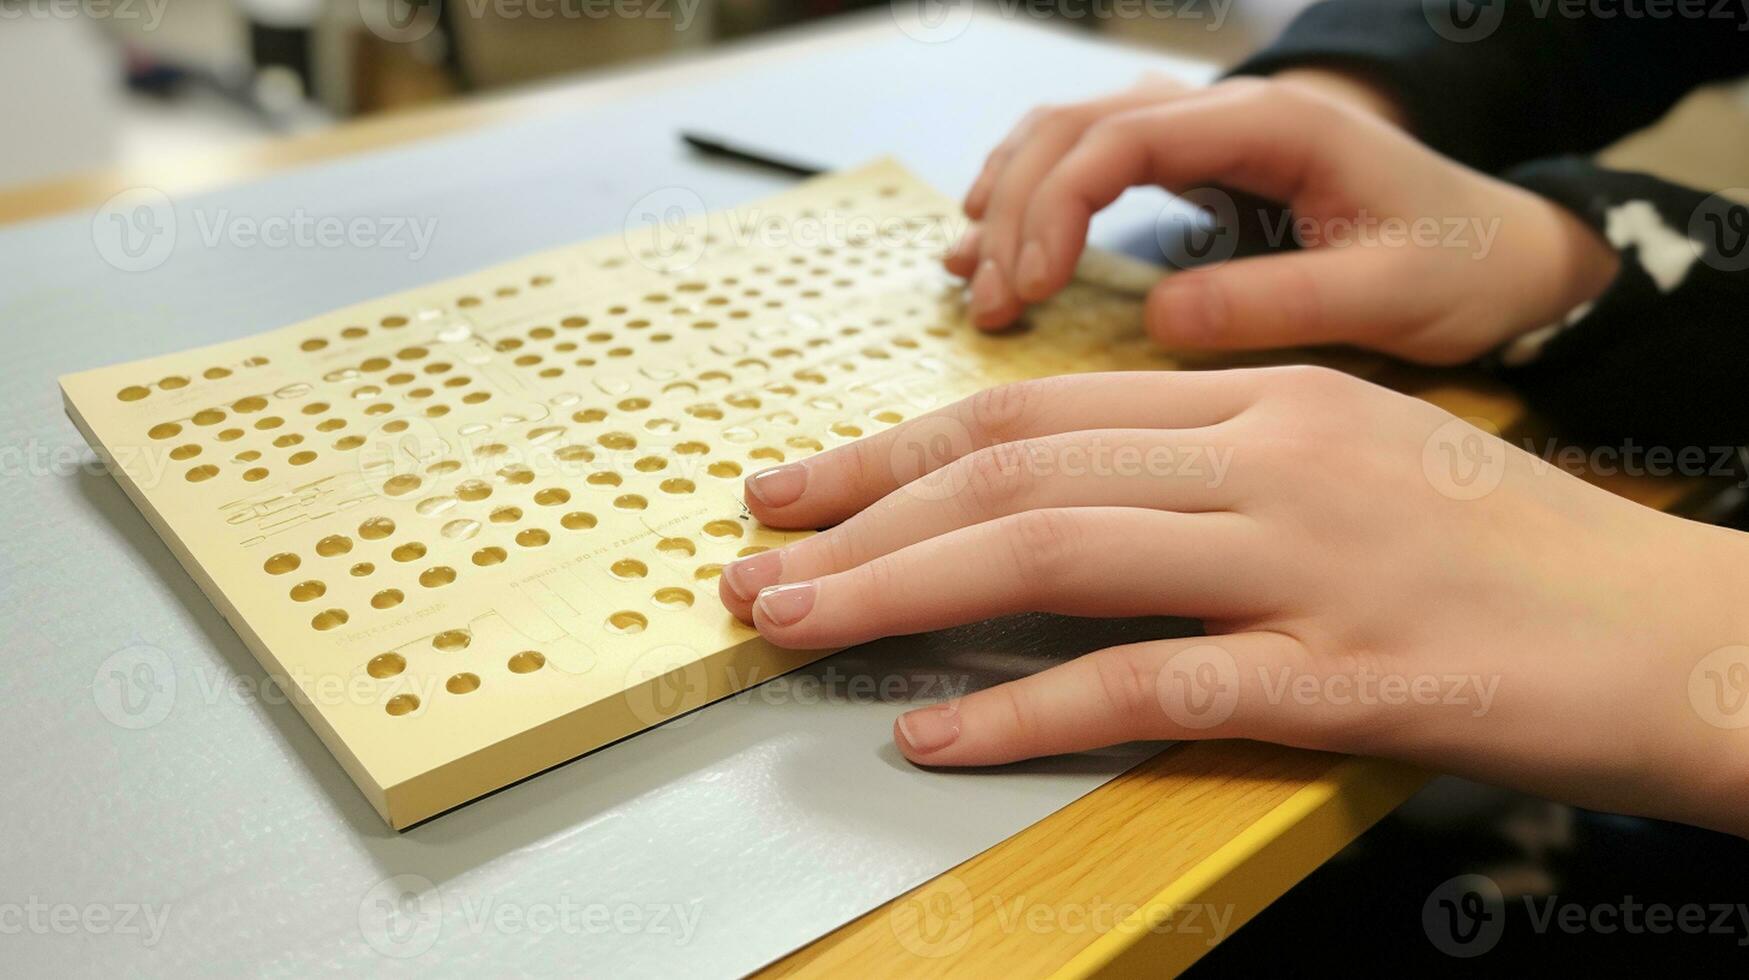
[1052,756,1427,978]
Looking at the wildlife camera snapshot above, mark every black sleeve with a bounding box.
[1228,0,1749,174]
[1486,160,1749,449]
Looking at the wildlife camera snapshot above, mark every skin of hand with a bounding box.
[717,367,1749,838]
[944,75,1621,365]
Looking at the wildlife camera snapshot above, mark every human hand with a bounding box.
[718,368,1749,837]
[946,77,1619,365]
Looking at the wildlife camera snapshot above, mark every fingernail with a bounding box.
[970,258,1005,321]
[897,703,961,755]
[745,463,807,508]
[1016,241,1047,296]
[755,582,816,627]
[724,550,782,602]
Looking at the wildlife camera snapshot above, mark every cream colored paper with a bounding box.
[61,161,1174,828]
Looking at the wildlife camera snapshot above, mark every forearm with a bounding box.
[1230,0,1749,172]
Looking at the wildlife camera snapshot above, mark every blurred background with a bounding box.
[0,0,1314,192]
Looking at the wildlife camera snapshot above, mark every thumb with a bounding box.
[892,631,1331,767]
[1146,247,1414,353]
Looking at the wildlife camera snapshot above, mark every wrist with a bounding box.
[1492,184,1622,347]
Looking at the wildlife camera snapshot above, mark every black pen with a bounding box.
[680,131,827,179]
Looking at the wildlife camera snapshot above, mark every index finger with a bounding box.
[742,369,1263,528]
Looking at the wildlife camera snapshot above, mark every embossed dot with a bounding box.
[561,511,597,530]
[508,651,545,673]
[359,517,395,540]
[264,553,300,574]
[607,611,648,634]
[703,519,743,538]
[392,542,427,562]
[290,580,326,602]
[657,537,696,557]
[371,589,404,609]
[385,694,419,716]
[316,535,353,557]
[472,546,507,566]
[446,672,481,695]
[419,566,457,588]
[516,528,550,547]
[367,653,405,678]
[433,629,471,651]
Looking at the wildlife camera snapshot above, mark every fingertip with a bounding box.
[964,184,991,221]
[717,575,755,623]
[744,462,807,511]
[895,703,963,762]
[969,259,1022,330]
[943,226,981,278]
[1013,240,1052,303]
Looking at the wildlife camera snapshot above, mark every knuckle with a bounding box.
[959,443,1033,516]
[966,380,1039,446]
[812,524,862,575]
[982,682,1042,750]
[1083,111,1141,147]
[1151,270,1228,344]
[1003,509,1082,588]
[1093,651,1165,730]
[1264,364,1353,402]
[851,552,907,614]
[849,432,896,488]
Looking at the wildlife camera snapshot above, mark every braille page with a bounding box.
[60,160,1177,829]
